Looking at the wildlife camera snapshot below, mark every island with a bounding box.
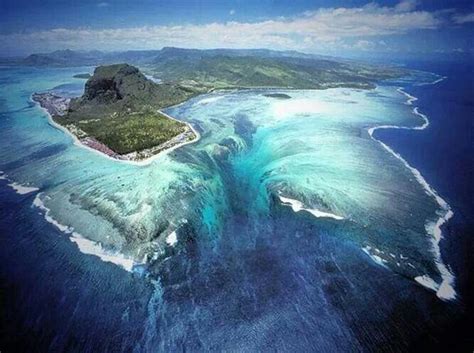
[263,93,292,99]
[33,64,200,161]
[73,73,92,79]
[30,49,407,162]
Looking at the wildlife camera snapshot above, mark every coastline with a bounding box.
[0,171,40,195]
[366,76,456,301]
[30,77,385,166]
[26,77,455,283]
[31,93,201,167]
[32,192,141,272]
[0,171,140,272]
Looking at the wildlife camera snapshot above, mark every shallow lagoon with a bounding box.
[0,66,459,351]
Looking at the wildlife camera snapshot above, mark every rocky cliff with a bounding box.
[68,63,197,120]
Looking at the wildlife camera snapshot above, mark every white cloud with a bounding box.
[0,1,458,55]
[453,12,474,24]
[97,2,109,8]
[394,0,419,13]
[229,9,235,16]
[299,3,441,39]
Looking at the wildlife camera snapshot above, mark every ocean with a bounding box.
[0,59,472,352]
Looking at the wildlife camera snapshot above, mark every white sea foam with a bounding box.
[8,182,39,195]
[33,193,74,233]
[278,194,344,220]
[195,95,224,105]
[166,231,178,246]
[415,272,456,300]
[414,275,439,292]
[362,246,389,269]
[396,88,417,106]
[70,235,135,272]
[367,85,456,301]
[0,171,39,195]
[430,77,447,85]
[33,193,138,272]
[416,76,447,86]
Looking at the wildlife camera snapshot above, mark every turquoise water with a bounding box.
[0,65,460,351]
[0,66,450,291]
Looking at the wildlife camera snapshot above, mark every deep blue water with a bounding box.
[375,59,474,350]
[0,60,472,352]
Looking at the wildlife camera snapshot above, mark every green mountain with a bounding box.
[151,48,403,89]
[68,63,197,117]
[20,47,406,90]
[55,64,198,156]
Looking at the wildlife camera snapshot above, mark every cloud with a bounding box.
[453,12,474,24]
[394,0,419,13]
[97,2,109,8]
[229,9,235,16]
[339,39,390,52]
[299,3,441,39]
[0,1,458,55]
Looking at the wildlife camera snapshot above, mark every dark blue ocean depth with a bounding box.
[0,59,472,352]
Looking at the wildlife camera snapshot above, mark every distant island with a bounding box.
[33,64,199,161]
[28,48,408,161]
[263,93,292,99]
[73,73,91,79]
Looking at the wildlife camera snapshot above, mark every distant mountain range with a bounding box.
[9,47,407,90]
[16,47,332,67]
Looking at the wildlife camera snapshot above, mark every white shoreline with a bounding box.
[32,193,139,272]
[27,79,456,294]
[31,94,201,167]
[27,93,204,271]
[367,76,456,301]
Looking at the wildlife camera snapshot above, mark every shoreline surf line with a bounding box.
[32,192,140,272]
[416,75,448,86]
[31,94,201,167]
[278,193,344,221]
[367,77,456,301]
[0,171,39,195]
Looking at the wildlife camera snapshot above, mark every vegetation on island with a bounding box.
[150,50,403,90]
[73,73,92,79]
[55,64,199,156]
[28,48,409,158]
[20,47,407,91]
[59,109,188,155]
[263,93,292,99]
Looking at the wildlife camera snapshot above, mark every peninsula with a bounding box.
[30,49,407,162]
[33,64,200,161]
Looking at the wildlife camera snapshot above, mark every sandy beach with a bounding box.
[32,93,201,166]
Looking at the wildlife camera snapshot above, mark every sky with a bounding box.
[0,0,473,58]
